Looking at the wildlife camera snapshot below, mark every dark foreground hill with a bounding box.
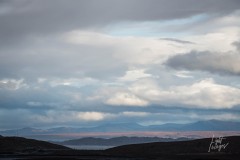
[105,136,240,159]
[0,135,240,159]
[0,135,69,153]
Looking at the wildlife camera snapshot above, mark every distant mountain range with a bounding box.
[148,120,240,131]
[1,120,240,138]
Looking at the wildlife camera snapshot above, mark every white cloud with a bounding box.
[64,30,116,46]
[118,68,152,82]
[49,77,99,87]
[130,78,240,109]
[186,24,240,53]
[64,30,191,66]
[174,71,194,78]
[179,79,240,108]
[129,78,162,100]
[77,112,114,121]
[0,78,28,90]
[34,111,114,123]
[37,78,47,83]
[105,92,149,107]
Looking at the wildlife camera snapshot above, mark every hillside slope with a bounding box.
[105,136,240,158]
[0,136,69,153]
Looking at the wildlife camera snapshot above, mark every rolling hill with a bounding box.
[105,136,240,159]
[0,135,69,153]
[0,135,240,159]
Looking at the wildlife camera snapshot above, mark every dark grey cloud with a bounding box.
[233,41,240,52]
[1,0,239,46]
[160,38,195,44]
[0,36,127,79]
[166,51,240,76]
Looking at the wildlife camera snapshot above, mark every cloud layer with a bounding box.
[166,50,240,76]
[0,0,240,129]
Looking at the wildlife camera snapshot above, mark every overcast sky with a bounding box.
[1,0,240,129]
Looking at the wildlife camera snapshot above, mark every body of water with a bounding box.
[65,145,115,150]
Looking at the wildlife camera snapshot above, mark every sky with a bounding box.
[0,0,240,130]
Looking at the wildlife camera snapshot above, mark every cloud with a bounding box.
[1,106,239,129]
[105,92,149,107]
[27,101,59,108]
[64,30,183,65]
[0,0,239,49]
[174,71,194,78]
[49,77,99,88]
[77,112,114,121]
[166,51,240,76]
[0,33,128,80]
[130,78,240,109]
[0,78,28,90]
[121,111,149,117]
[27,101,42,107]
[118,69,152,82]
[34,111,115,124]
[160,38,195,44]
[233,40,240,52]
[1,1,240,129]
[0,29,189,80]
[2,1,239,30]
[0,109,35,129]
[92,76,240,109]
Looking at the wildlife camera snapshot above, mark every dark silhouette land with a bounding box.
[0,135,240,159]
